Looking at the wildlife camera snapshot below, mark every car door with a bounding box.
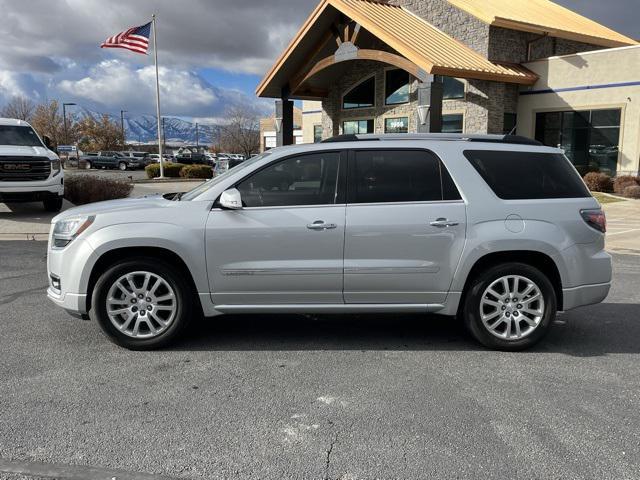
[344,148,466,305]
[205,150,347,305]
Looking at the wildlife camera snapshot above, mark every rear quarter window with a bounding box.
[463,150,590,200]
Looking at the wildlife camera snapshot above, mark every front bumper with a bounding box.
[47,287,89,316]
[47,237,97,316]
[0,176,64,202]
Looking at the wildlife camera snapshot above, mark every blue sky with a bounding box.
[0,0,636,123]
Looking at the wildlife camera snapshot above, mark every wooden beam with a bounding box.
[351,23,361,44]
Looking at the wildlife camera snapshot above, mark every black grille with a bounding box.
[0,156,51,181]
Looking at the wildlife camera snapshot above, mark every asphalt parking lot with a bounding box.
[0,242,639,480]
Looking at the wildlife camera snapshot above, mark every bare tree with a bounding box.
[1,96,36,122]
[219,106,260,158]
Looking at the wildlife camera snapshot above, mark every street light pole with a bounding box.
[120,110,127,146]
[62,102,76,145]
[161,117,166,152]
[195,122,199,147]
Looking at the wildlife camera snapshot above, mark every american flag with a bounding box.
[100,22,151,54]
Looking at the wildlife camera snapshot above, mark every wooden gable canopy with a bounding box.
[256,0,538,100]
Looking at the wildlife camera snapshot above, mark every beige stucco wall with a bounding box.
[302,101,323,143]
[518,45,640,175]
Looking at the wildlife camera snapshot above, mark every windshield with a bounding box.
[179,152,271,201]
[0,125,44,147]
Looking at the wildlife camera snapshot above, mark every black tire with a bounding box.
[462,262,557,351]
[84,160,92,169]
[43,196,63,212]
[91,258,193,350]
[118,162,127,171]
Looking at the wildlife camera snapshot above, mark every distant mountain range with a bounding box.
[71,107,223,145]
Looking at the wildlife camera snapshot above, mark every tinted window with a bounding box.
[385,69,410,105]
[443,114,464,133]
[343,119,374,134]
[0,126,43,147]
[350,150,461,204]
[440,77,465,100]
[343,77,375,109]
[237,152,341,207]
[464,150,590,199]
[384,117,408,134]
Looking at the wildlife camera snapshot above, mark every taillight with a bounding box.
[580,208,606,233]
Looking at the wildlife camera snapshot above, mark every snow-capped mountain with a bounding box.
[71,107,223,145]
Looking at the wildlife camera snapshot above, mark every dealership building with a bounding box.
[257,0,639,176]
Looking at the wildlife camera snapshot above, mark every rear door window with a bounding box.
[348,149,461,203]
[463,150,590,199]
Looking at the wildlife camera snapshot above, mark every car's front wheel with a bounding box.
[84,160,92,169]
[462,263,556,351]
[91,258,193,350]
[118,162,127,171]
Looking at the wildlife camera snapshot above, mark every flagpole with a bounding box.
[152,13,165,179]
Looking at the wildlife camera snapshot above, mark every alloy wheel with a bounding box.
[106,271,177,339]
[479,275,545,340]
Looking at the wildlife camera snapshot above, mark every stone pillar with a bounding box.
[417,79,443,133]
[275,96,294,147]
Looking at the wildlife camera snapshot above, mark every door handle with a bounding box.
[307,220,337,230]
[430,218,459,228]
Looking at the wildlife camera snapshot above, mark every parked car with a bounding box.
[80,151,131,170]
[149,153,173,163]
[118,151,152,169]
[47,133,611,351]
[0,118,63,212]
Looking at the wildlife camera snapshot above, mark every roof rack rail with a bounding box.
[321,133,542,146]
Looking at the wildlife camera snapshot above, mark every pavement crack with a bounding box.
[0,284,48,305]
[324,432,338,480]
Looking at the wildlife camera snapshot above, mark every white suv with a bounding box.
[46,134,612,351]
[0,118,64,212]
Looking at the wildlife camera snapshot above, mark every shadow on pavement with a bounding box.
[173,301,640,356]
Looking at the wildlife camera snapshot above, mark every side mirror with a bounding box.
[42,135,52,149]
[219,188,243,210]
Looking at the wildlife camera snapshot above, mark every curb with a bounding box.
[132,178,206,184]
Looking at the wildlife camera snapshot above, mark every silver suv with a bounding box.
[46,134,612,351]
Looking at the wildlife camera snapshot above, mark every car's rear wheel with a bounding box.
[91,258,193,350]
[462,263,556,351]
[43,196,63,212]
[118,162,127,171]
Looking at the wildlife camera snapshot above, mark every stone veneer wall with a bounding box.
[321,60,420,138]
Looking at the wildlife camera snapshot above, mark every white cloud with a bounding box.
[58,60,266,118]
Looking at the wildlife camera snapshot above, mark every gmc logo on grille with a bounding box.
[2,164,31,171]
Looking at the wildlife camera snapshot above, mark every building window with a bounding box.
[503,113,517,135]
[343,76,375,110]
[385,69,410,105]
[313,125,323,143]
[343,119,374,135]
[437,76,465,100]
[442,114,464,133]
[384,117,409,134]
[535,108,621,176]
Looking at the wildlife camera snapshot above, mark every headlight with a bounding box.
[51,158,61,176]
[52,215,95,248]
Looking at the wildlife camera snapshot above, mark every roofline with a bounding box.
[491,17,637,48]
[321,133,543,146]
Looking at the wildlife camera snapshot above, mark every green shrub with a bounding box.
[180,164,213,179]
[145,162,184,178]
[613,175,639,194]
[583,172,613,192]
[623,185,640,199]
[64,175,133,205]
